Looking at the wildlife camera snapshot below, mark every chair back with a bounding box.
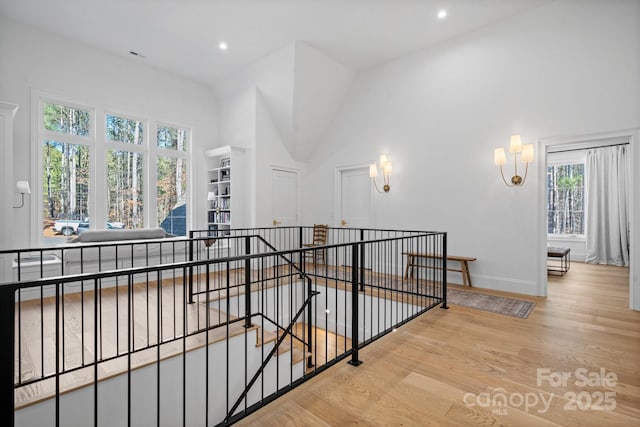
[312,224,328,245]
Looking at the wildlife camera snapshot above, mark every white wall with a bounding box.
[214,44,295,154]
[0,16,219,246]
[3,0,640,300]
[292,41,354,161]
[0,102,19,252]
[255,90,306,227]
[302,0,640,296]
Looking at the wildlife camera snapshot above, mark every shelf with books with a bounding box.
[204,146,246,248]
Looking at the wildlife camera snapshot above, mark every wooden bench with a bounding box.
[403,252,477,287]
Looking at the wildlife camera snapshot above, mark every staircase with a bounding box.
[13,274,311,427]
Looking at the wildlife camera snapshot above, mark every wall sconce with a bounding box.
[494,135,534,186]
[370,154,392,193]
[13,180,31,208]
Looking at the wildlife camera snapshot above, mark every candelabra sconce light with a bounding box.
[370,154,392,193]
[12,180,31,208]
[494,135,534,187]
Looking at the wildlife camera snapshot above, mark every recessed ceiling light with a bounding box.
[437,9,447,19]
[218,41,228,51]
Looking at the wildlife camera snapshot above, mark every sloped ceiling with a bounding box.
[0,0,551,86]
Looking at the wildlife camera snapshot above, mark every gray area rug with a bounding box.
[447,288,535,319]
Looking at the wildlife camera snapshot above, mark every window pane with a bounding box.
[107,150,144,229]
[43,102,90,136]
[42,141,90,241]
[157,125,188,151]
[106,114,144,144]
[157,156,187,236]
[547,163,585,235]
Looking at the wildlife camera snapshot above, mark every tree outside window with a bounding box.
[547,163,585,236]
[106,114,145,229]
[39,98,191,244]
[156,125,189,236]
[41,102,91,242]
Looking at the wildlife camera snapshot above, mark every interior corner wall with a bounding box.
[254,90,305,227]
[214,87,257,227]
[212,44,302,228]
[214,44,296,158]
[291,41,355,162]
[301,0,640,295]
[0,16,218,246]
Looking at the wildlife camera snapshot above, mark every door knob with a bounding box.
[273,219,282,226]
[341,219,347,226]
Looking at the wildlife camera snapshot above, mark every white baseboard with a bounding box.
[461,273,540,296]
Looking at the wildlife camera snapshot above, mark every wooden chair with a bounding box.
[303,224,328,264]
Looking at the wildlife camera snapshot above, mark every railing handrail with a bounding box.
[0,233,245,256]
[2,226,444,259]
[226,283,319,422]
[5,227,447,427]
[3,232,443,290]
[191,225,445,236]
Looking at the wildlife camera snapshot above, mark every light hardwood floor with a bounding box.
[236,262,640,426]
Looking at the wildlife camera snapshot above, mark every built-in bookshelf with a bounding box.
[205,146,245,242]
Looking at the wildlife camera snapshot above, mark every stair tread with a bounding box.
[254,328,311,365]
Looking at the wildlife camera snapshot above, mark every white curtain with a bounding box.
[585,145,630,266]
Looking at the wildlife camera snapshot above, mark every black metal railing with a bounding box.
[1,227,446,426]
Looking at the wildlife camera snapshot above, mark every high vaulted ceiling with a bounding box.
[0,0,551,86]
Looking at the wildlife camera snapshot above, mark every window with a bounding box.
[547,162,585,236]
[38,97,191,244]
[156,125,189,236]
[41,102,92,242]
[106,114,145,229]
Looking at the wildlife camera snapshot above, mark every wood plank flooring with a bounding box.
[14,272,258,408]
[13,267,345,409]
[236,262,640,426]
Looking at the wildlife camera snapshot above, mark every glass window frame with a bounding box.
[104,111,148,230]
[546,155,586,240]
[37,97,95,245]
[154,122,190,236]
[35,94,192,245]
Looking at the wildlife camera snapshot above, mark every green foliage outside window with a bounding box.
[40,101,190,240]
[547,163,585,235]
[106,114,144,144]
[43,102,90,136]
[107,150,144,229]
[42,141,90,221]
[157,125,187,151]
[157,156,187,235]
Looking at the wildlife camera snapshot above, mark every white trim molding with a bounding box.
[538,128,639,311]
[0,102,19,251]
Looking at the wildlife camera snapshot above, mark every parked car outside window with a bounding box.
[75,220,126,235]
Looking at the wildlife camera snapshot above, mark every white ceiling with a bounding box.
[0,0,550,86]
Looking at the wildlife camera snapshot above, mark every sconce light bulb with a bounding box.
[369,163,378,178]
[509,134,522,153]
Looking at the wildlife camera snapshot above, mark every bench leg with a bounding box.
[461,261,472,287]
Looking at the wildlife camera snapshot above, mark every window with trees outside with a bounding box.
[156,125,188,237]
[547,162,585,237]
[39,98,190,244]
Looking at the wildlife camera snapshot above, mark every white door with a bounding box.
[270,167,298,227]
[336,166,372,228]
